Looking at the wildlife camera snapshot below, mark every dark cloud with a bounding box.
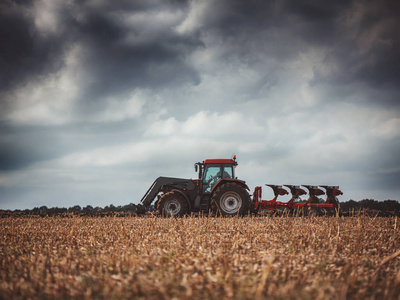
[195,0,400,106]
[0,119,145,171]
[0,1,67,92]
[193,1,351,62]
[74,10,202,113]
[73,0,190,12]
[309,0,400,104]
[2,0,399,103]
[0,124,56,170]
[0,0,202,117]
[0,124,77,171]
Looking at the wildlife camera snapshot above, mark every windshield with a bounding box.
[202,164,234,193]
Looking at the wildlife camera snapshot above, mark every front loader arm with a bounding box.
[136,177,193,214]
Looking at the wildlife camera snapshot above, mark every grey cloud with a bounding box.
[0,2,67,93]
[66,14,204,117]
[283,1,350,42]
[0,120,144,171]
[71,1,202,96]
[195,1,350,62]
[310,1,400,104]
[0,125,71,171]
[1,0,202,118]
[196,0,400,107]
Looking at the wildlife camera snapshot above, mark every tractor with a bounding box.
[135,156,342,216]
[136,155,250,216]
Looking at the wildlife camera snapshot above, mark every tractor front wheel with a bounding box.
[211,182,250,216]
[157,191,189,217]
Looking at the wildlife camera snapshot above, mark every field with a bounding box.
[1,215,400,299]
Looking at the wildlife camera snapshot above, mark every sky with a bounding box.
[0,0,399,210]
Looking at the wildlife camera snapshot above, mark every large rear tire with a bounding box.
[211,182,250,216]
[157,191,189,217]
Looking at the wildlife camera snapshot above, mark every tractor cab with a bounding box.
[195,157,237,194]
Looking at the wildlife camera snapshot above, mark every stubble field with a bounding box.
[1,215,399,299]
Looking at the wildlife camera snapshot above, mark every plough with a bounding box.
[252,184,343,215]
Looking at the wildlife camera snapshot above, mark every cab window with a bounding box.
[222,164,233,178]
[203,165,220,193]
[202,164,234,193]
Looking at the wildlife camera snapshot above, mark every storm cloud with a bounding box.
[0,0,399,209]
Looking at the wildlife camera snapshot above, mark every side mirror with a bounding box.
[194,164,198,172]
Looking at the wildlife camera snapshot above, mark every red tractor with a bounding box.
[136,156,342,216]
[136,155,250,216]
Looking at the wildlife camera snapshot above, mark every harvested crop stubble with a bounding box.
[0,215,400,299]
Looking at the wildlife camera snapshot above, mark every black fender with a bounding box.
[170,189,192,210]
[210,179,250,195]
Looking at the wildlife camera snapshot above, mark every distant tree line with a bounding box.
[0,203,138,217]
[0,199,399,217]
[339,199,400,216]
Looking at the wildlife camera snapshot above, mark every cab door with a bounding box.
[202,164,234,193]
[202,164,221,194]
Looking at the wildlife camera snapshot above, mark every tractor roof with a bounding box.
[203,159,237,165]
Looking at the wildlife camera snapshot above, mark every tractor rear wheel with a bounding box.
[157,191,189,217]
[211,182,250,216]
